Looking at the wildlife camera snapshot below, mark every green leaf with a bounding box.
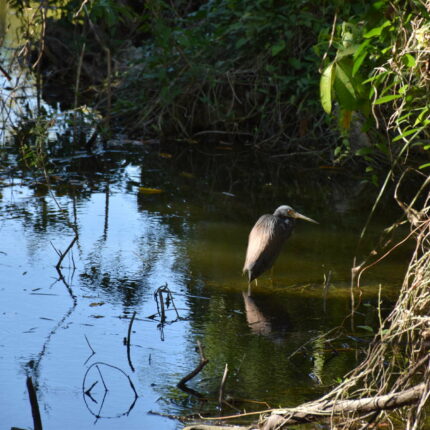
[419,163,430,169]
[271,40,286,56]
[333,59,357,110]
[352,51,367,77]
[364,20,391,38]
[357,325,374,333]
[354,40,370,59]
[335,45,358,60]
[392,128,420,142]
[414,107,430,126]
[363,71,388,85]
[398,84,409,95]
[235,38,248,49]
[402,54,416,67]
[375,143,389,154]
[374,94,402,105]
[320,62,335,114]
[356,147,373,156]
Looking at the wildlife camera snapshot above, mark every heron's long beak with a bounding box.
[292,211,318,224]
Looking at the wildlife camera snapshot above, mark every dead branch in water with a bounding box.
[178,340,209,388]
[126,311,137,372]
[26,376,43,430]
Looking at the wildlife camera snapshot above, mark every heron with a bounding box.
[243,205,318,295]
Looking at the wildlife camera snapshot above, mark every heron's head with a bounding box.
[273,205,318,224]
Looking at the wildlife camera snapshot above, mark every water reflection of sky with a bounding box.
[0,172,191,429]
[0,150,410,429]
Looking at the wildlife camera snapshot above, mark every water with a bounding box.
[0,5,411,430]
[0,142,410,430]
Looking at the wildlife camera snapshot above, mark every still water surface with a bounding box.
[0,142,409,430]
[0,5,411,429]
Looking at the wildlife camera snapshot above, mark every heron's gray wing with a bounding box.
[243,215,287,279]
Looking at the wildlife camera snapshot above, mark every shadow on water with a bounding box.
[0,6,412,430]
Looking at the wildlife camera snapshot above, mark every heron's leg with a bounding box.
[248,279,258,297]
[269,267,274,285]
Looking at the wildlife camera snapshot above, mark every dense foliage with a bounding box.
[5,0,430,170]
[320,0,430,169]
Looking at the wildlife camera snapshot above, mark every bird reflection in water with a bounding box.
[242,291,272,336]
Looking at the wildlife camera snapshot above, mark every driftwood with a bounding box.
[260,382,426,429]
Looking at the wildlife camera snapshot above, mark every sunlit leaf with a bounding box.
[320,62,335,114]
[419,163,430,169]
[373,94,402,105]
[398,84,409,95]
[402,54,416,67]
[159,152,172,158]
[364,20,391,38]
[413,107,429,126]
[392,128,420,142]
[363,71,388,85]
[138,187,164,194]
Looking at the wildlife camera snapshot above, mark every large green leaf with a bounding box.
[320,62,335,114]
[333,59,357,110]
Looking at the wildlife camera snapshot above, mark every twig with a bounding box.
[55,235,78,270]
[126,311,137,372]
[26,376,43,430]
[84,334,96,365]
[158,289,166,323]
[178,340,208,387]
[0,63,11,81]
[73,41,86,113]
[218,363,229,405]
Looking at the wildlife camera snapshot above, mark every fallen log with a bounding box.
[260,382,426,429]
